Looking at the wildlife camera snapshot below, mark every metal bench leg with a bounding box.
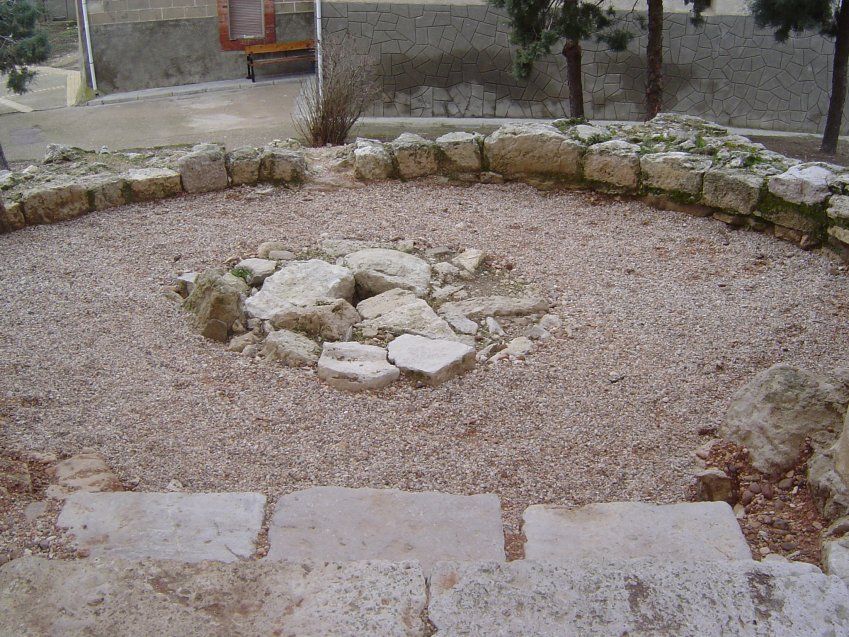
[247,55,255,82]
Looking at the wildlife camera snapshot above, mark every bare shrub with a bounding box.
[294,35,379,147]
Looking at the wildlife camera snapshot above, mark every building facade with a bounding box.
[81,0,845,133]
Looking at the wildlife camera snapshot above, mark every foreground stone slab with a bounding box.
[438,295,548,320]
[345,248,432,297]
[358,297,458,340]
[57,491,266,562]
[428,559,849,636]
[0,557,427,637]
[523,501,751,562]
[245,259,355,319]
[484,122,583,179]
[317,342,400,391]
[266,487,505,573]
[125,167,182,202]
[387,334,475,386]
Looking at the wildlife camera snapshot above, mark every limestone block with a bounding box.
[177,143,229,193]
[387,334,475,385]
[428,559,849,635]
[721,363,848,474]
[436,131,483,173]
[245,259,355,320]
[270,299,360,341]
[640,151,713,195]
[484,122,583,179]
[226,146,262,186]
[389,133,441,179]
[522,501,751,562]
[0,557,428,637]
[56,491,266,562]
[702,168,764,214]
[266,486,504,573]
[353,140,395,180]
[259,148,307,184]
[317,342,400,391]
[81,174,128,211]
[234,258,276,286]
[583,140,641,190]
[768,163,835,206]
[0,200,25,232]
[438,295,548,320]
[20,182,90,225]
[261,329,320,366]
[345,248,431,297]
[126,167,182,202]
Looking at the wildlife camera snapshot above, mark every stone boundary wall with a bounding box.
[323,4,842,134]
[2,115,848,263]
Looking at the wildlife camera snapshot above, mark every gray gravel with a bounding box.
[1,182,848,536]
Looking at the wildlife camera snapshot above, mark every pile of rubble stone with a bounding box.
[176,239,558,390]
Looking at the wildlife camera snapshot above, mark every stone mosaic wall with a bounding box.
[323,3,842,133]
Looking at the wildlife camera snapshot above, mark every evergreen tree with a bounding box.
[750,0,847,153]
[489,0,634,119]
[0,0,49,171]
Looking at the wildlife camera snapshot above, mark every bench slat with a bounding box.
[252,54,315,66]
[245,39,315,55]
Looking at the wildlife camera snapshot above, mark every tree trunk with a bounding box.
[646,0,664,119]
[822,0,849,154]
[563,40,585,120]
[0,143,8,172]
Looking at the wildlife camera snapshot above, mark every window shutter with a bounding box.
[229,0,264,39]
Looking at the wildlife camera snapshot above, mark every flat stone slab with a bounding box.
[317,341,400,391]
[57,491,266,562]
[523,501,751,562]
[266,487,505,573]
[387,334,475,386]
[428,559,849,636]
[0,557,427,637]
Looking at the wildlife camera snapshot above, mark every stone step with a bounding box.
[56,491,266,562]
[523,501,752,563]
[265,486,505,573]
[55,487,506,573]
[428,558,849,636]
[2,556,848,636]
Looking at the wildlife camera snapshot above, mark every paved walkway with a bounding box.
[0,66,80,115]
[1,75,843,163]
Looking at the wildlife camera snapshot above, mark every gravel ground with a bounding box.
[1,182,848,541]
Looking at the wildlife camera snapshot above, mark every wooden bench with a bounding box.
[245,39,316,82]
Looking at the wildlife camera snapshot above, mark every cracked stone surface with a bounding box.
[56,491,267,562]
[317,341,400,391]
[428,559,849,636]
[387,334,476,386]
[266,486,505,573]
[523,501,752,562]
[0,557,428,637]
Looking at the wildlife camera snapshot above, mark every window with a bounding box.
[228,0,264,40]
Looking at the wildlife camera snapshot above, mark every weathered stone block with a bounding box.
[702,167,764,214]
[259,148,307,184]
[56,491,266,562]
[0,200,25,232]
[126,167,183,202]
[353,140,395,180]
[428,559,849,635]
[177,143,229,193]
[640,152,712,196]
[81,174,128,211]
[829,224,849,247]
[523,501,751,562]
[317,342,400,391]
[183,269,246,342]
[768,163,835,206]
[226,146,262,186]
[436,131,483,173]
[20,182,90,225]
[583,140,640,190]
[387,334,475,386]
[827,194,849,227]
[261,329,321,366]
[0,557,428,636]
[484,122,583,179]
[266,486,505,573]
[389,133,441,179]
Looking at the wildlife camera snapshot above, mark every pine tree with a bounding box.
[750,0,847,154]
[0,0,50,171]
[489,0,634,119]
